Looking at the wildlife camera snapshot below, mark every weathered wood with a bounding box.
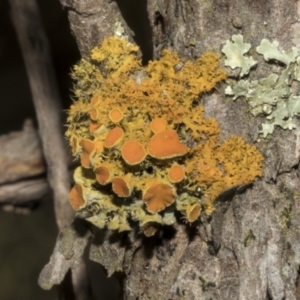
[0,178,50,204]
[0,120,45,185]
[0,120,49,205]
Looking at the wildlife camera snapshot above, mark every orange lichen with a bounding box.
[89,108,99,121]
[150,118,167,134]
[147,130,188,159]
[94,141,105,153]
[168,164,185,183]
[89,121,100,134]
[91,95,100,106]
[185,134,263,214]
[112,177,131,197]
[80,139,95,168]
[91,37,140,75]
[143,183,175,213]
[216,136,263,185]
[186,204,201,222]
[94,165,111,185]
[121,141,147,165]
[139,214,163,236]
[104,127,124,148]
[81,138,95,153]
[66,36,263,235]
[69,183,85,210]
[109,108,123,123]
[142,223,158,237]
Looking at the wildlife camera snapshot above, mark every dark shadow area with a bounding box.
[184,223,199,243]
[72,217,90,237]
[115,0,153,64]
[88,261,122,300]
[161,225,177,240]
[142,234,162,259]
[0,196,57,300]
[142,225,177,259]
[0,1,35,134]
[57,270,76,300]
[35,1,80,110]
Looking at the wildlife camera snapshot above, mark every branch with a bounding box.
[0,119,49,207]
[0,178,49,205]
[9,0,73,229]
[38,220,91,291]
[8,0,91,297]
[0,119,45,185]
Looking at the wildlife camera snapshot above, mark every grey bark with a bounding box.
[47,0,300,299]
[38,220,91,290]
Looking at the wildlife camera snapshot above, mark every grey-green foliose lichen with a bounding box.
[223,35,300,137]
[221,34,257,77]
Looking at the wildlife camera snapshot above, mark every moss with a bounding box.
[66,36,263,235]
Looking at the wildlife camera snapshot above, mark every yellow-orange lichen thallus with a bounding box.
[66,36,263,236]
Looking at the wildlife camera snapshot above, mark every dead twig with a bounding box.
[0,119,45,185]
[0,177,50,204]
[0,119,49,209]
[8,0,90,298]
[9,0,73,229]
[9,0,73,228]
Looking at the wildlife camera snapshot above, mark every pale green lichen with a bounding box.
[256,39,298,66]
[294,57,300,81]
[261,96,300,136]
[225,36,300,137]
[221,34,257,77]
[114,21,128,40]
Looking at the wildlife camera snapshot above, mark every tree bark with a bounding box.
[55,0,300,299]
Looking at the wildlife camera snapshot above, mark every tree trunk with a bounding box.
[57,0,300,299]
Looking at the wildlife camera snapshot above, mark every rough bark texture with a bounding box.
[53,0,300,299]
[38,220,91,290]
[59,0,133,58]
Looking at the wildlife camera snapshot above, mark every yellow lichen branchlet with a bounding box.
[66,36,263,236]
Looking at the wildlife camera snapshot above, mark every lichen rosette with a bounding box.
[66,37,263,236]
